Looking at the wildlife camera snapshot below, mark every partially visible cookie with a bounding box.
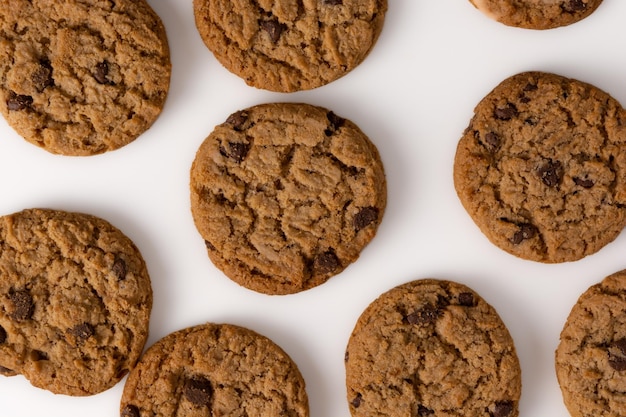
[193,0,387,92]
[556,269,626,417]
[345,279,521,417]
[469,0,603,30]
[454,71,626,263]
[0,208,152,395]
[120,323,309,417]
[0,0,171,156]
[190,103,386,295]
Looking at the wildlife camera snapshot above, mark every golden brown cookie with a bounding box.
[192,0,387,92]
[190,103,386,295]
[469,0,603,30]
[120,323,309,417]
[345,279,522,417]
[0,0,171,155]
[0,208,152,396]
[556,269,626,417]
[454,71,626,263]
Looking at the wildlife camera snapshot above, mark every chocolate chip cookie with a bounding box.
[190,103,386,295]
[454,71,626,263]
[469,0,603,30]
[556,269,626,417]
[193,0,387,92]
[0,0,171,156]
[0,208,152,395]
[120,322,309,417]
[345,279,521,417]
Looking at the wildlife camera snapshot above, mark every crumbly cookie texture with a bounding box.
[454,71,626,263]
[556,269,626,417]
[190,103,386,295]
[120,323,309,417]
[193,0,387,92]
[345,279,521,417]
[0,208,152,396]
[469,0,603,30]
[0,0,171,156]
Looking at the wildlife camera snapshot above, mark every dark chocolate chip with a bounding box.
[351,393,362,408]
[0,325,6,343]
[418,405,435,416]
[259,18,286,43]
[121,404,140,417]
[324,0,343,4]
[483,132,501,152]
[354,207,379,232]
[32,60,54,92]
[94,61,112,85]
[221,142,250,163]
[6,92,33,111]
[344,351,349,362]
[204,240,216,251]
[184,376,213,407]
[314,251,340,275]
[563,0,586,13]
[225,110,249,131]
[494,103,518,121]
[8,290,34,320]
[325,111,346,136]
[70,322,95,343]
[458,292,476,307]
[537,160,562,187]
[491,401,514,417]
[31,350,48,361]
[406,304,441,325]
[0,365,14,375]
[112,256,127,281]
[574,177,594,188]
[608,338,626,371]
[523,83,538,92]
[511,223,537,245]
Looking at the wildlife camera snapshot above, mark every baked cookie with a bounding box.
[193,0,387,92]
[0,0,171,156]
[345,279,521,417]
[556,269,626,417]
[120,322,309,417]
[190,103,386,295]
[0,208,152,395]
[469,0,603,30]
[454,71,626,263]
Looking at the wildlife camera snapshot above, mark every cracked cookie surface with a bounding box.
[0,0,171,155]
[453,71,626,263]
[556,269,626,417]
[193,0,387,92]
[190,103,386,295]
[120,323,309,417]
[0,208,152,395]
[469,0,603,29]
[345,279,521,417]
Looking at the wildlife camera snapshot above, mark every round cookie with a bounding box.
[0,0,171,156]
[0,208,152,395]
[469,0,603,30]
[454,71,626,263]
[345,279,521,417]
[190,103,386,295]
[192,0,387,92]
[120,322,309,417]
[555,269,626,417]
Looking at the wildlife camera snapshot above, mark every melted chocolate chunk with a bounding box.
[70,323,95,343]
[608,338,626,371]
[537,160,562,187]
[354,207,379,231]
[121,404,140,417]
[563,0,586,13]
[574,177,594,188]
[491,401,514,417]
[325,111,346,136]
[8,290,34,320]
[523,83,538,92]
[0,325,6,343]
[406,304,441,325]
[184,376,213,406]
[483,132,501,152]
[32,60,54,92]
[511,223,537,245]
[221,142,251,163]
[351,393,362,408]
[314,251,340,274]
[112,256,127,280]
[225,110,249,131]
[324,0,343,4]
[494,103,518,120]
[418,405,435,416]
[94,61,112,85]
[458,292,476,307]
[259,18,286,43]
[7,92,33,111]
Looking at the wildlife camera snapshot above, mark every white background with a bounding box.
[2,1,626,415]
